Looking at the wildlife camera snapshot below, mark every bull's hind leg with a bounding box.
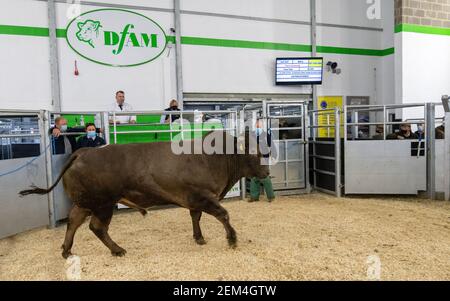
[190,210,206,245]
[203,202,237,248]
[89,206,127,257]
[62,205,90,259]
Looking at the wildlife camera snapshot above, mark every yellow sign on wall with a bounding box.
[317,96,344,138]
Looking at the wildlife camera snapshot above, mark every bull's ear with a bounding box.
[77,22,83,29]
[93,21,101,30]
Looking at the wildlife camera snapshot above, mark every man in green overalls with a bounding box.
[249,119,276,203]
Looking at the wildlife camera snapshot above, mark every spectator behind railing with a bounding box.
[436,117,445,139]
[109,90,137,124]
[372,124,384,140]
[161,99,181,124]
[414,123,425,140]
[386,123,418,140]
[50,117,85,155]
[50,117,103,155]
[76,123,106,149]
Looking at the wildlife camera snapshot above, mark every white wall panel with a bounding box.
[181,0,310,22]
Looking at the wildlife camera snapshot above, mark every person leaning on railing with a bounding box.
[50,117,102,155]
[162,99,181,123]
[50,117,86,154]
[76,123,106,149]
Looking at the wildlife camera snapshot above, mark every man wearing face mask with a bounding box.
[248,119,276,203]
[396,123,418,140]
[414,123,425,139]
[50,117,87,155]
[76,123,106,149]
[372,124,385,140]
[162,99,181,123]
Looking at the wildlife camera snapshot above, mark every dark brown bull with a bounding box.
[19,132,270,258]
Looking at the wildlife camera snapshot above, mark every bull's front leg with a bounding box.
[203,202,237,248]
[188,190,237,248]
[189,210,206,245]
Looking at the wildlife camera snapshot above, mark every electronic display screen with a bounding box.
[276,57,323,85]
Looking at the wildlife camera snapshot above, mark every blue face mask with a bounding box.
[60,125,68,132]
[255,128,263,136]
[87,131,97,139]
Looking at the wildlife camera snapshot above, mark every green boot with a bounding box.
[261,176,275,202]
[249,177,261,201]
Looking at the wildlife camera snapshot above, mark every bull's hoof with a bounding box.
[111,248,127,257]
[227,238,237,249]
[195,237,207,245]
[62,250,72,259]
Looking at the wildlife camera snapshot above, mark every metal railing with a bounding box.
[108,110,238,144]
[344,102,445,141]
[343,102,448,199]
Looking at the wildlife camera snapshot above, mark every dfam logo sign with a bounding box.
[66,9,167,67]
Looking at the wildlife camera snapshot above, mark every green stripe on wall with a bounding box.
[178,36,393,56]
[0,24,394,57]
[395,24,450,36]
[56,28,67,38]
[0,24,50,37]
[380,47,395,56]
[317,45,385,56]
[166,35,176,43]
[180,36,313,52]
[0,25,67,38]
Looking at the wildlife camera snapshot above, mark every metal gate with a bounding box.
[343,103,428,195]
[308,107,342,197]
[0,110,51,239]
[240,100,310,195]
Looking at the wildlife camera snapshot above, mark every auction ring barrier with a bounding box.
[0,110,51,239]
[343,102,447,198]
[1,102,449,239]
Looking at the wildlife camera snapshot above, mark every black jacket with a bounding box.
[49,126,85,155]
[164,107,181,122]
[76,136,106,149]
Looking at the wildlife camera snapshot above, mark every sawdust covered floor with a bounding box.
[1,193,450,280]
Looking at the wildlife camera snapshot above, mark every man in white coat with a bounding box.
[109,90,137,124]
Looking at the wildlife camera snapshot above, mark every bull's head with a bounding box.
[237,132,271,179]
[76,20,102,48]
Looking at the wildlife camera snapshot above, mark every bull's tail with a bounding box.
[19,153,79,196]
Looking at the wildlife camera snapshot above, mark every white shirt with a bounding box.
[109,102,137,124]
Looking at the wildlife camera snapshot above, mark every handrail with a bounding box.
[113,128,235,135]
[346,103,427,109]
[0,109,41,114]
[0,134,41,138]
[106,110,236,116]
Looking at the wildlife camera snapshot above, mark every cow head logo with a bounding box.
[76,20,102,48]
[66,9,168,67]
